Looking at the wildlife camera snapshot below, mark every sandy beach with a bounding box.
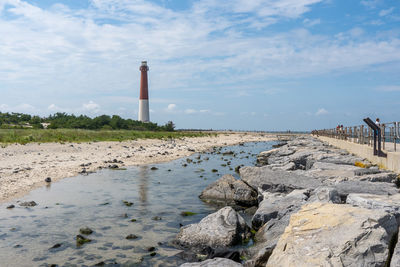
[0,132,276,204]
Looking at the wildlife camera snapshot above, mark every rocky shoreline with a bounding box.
[174,135,400,266]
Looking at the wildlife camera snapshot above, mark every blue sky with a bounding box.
[0,0,399,131]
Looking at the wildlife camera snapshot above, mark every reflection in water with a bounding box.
[138,165,149,207]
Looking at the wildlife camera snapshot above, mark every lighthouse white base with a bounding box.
[138,99,150,122]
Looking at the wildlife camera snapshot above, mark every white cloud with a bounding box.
[349,27,364,38]
[377,85,400,92]
[315,108,329,116]
[184,108,197,114]
[0,0,399,122]
[361,0,381,9]
[200,109,211,113]
[0,104,9,111]
[82,101,100,113]
[47,103,65,112]
[166,103,177,111]
[370,19,384,25]
[303,18,321,27]
[379,7,394,17]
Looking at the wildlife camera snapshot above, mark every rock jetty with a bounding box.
[175,135,400,266]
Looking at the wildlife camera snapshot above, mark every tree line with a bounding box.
[0,112,175,131]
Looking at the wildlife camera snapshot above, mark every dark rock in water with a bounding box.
[147,246,155,252]
[49,243,62,250]
[13,244,22,248]
[122,200,133,207]
[150,166,158,170]
[152,216,162,221]
[126,234,138,240]
[76,234,91,246]
[6,204,15,209]
[19,201,37,207]
[45,177,52,183]
[180,257,242,267]
[211,169,218,173]
[234,166,241,173]
[174,207,250,253]
[150,252,156,257]
[181,211,197,217]
[199,174,258,207]
[79,227,93,235]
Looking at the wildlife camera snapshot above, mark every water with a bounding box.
[0,141,274,267]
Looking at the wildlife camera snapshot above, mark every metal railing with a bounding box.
[312,120,400,152]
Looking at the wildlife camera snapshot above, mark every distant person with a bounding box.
[375,118,380,126]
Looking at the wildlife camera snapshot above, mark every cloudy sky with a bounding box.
[1,0,399,131]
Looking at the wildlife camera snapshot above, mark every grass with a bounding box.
[0,129,212,144]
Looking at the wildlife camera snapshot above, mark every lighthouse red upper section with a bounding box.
[139,61,149,100]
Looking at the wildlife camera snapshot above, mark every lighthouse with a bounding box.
[138,61,150,122]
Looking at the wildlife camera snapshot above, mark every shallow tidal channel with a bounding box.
[0,141,274,267]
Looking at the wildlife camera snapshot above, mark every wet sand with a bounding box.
[0,132,275,203]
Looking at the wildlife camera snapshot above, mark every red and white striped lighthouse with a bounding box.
[138,61,150,122]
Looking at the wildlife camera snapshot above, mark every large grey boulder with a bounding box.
[266,202,398,267]
[256,149,279,166]
[346,193,400,220]
[334,181,399,196]
[239,166,324,193]
[268,162,296,171]
[252,189,309,230]
[180,258,242,267]
[307,186,342,203]
[175,207,250,252]
[199,175,257,206]
[358,172,398,183]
